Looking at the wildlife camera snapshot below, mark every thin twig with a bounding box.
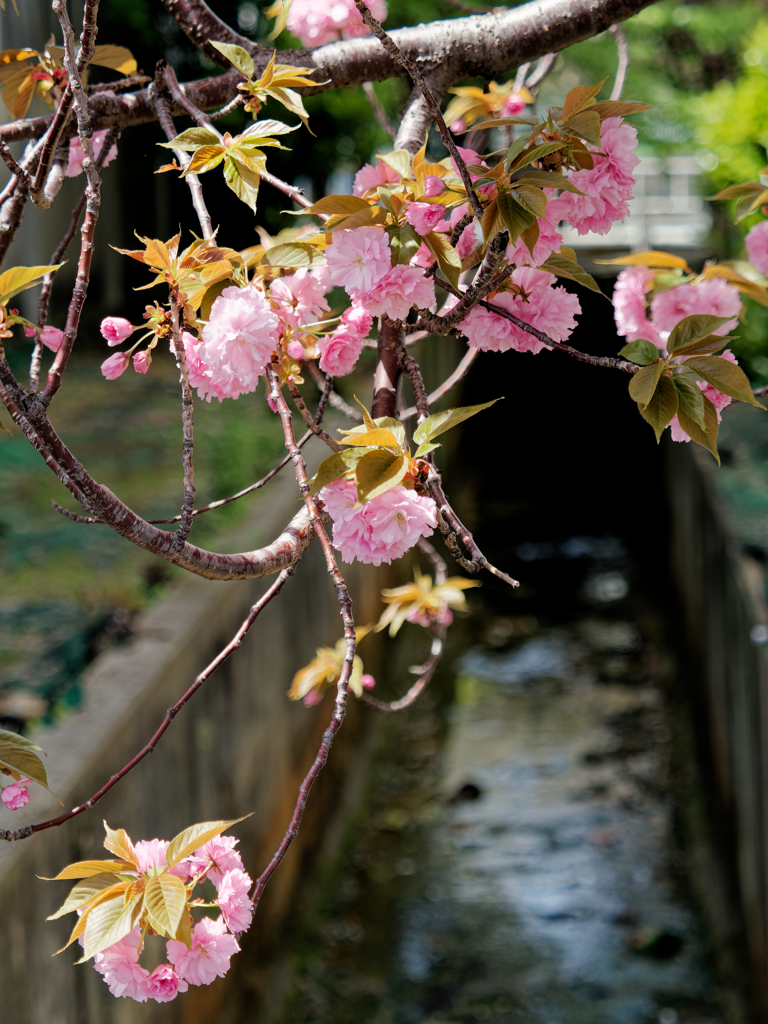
[307,362,363,421]
[0,566,297,842]
[400,348,479,421]
[362,81,396,138]
[288,380,342,451]
[169,294,196,551]
[609,24,629,101]
[353,0,484,219]
[209,93,245,120]
[0,142,32,189]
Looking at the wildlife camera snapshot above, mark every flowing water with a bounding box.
[273,536,725,1024]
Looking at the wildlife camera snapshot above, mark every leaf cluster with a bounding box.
[0,727,58,802]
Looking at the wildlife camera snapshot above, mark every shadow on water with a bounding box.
[270,290,728,1024]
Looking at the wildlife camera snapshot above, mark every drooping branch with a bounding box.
[0,566,297,842]
[0,0,660,145]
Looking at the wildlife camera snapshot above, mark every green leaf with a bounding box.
[309,450,369,496]
[355,450,407,505]
[589,100,653,119]
[79,893,142,962]
[672,371,706,429]
[386,223,422,266]
[422,231,461,290]
[677,395,720,462]
[538,253,604,296]
[210,40,254,79]
[504,133,534,171]
[620,339,661,366]
[165,815,252,869]
[667,314,732,354]
[497,189,534,243]
[260,242,326,268]
[47,874,122,921]
[628,362,665,409]
[508,140,568,174]
[377,149,411,179]
[144,873,187,938]
[639,375,678,442]
[0,727,42,751]
[241,119,298,139]
[464,116,539,131]
[304,194,371,218]
[0,741,48,789]
[514,170,585,195]
[413,399,501,446]
[559,109,602,147]
[413,441,441,457]
[341,427,402,449]
[160,127,221,151]
[512,185,548,219]
[561,80,606,119]
[0,264,64,306]
[683,356,766,408]
[223,157,260,213]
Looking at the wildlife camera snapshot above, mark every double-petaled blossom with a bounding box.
[1,777,30,810]
[360,265,435,321]
[459,268,581,354]
[612,266,662,348]
[353,157,400,197]
[215,869,254,934]
[317,302,372,377]
[92,928,152,1002]
[405,201,446,236]
[548,118,639,235]
[325,226,392,298]
[166,917,240,987]
[187,835,244,884]
[269,268,330,329]
[100,317,136,346]
[745,220,768,277]
[146,964,187,1003]
[423,175,445,197]
[651,278,741,339]
[319,478,437,566]
[286,0,387,47]
[506,214,563,268]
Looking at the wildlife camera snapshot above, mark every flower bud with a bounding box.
[100,316,136,346]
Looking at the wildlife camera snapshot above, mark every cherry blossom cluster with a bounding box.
[89,835,251,1004]
[285,0,387,47]
[612,266,743,442]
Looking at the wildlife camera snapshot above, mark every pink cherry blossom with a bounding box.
[194,284,280,401]
[286,0,387,47]
[405,201,446,236]
[745,220,768,277]
[353,157,400,197]
[167,916,240,987]
[101,352,130,379]
[450,145,486,181]
[651,278,741,338]
[446,204,482,259]
[459,268,580,354]
[40,326,64,352]
[100,317,135,346]
[423,175,445,197]
[216,869,254,934]
[450,118,467,133]
[548,117,639,235]
[360,265,435,321]
[317,302,372,376]
[134,839,169,874]
[269,268,330,329]
[146,964,187,1003]
[361,674,376,691]
[506,215,563,268]
[93,927,151,1002]
[187,835,244,884]
[133,350,151,374]
[319,478,437,566]
[1,778,30,810]
[501,93,528,117]
[325,226,392,298]
[66,128,118,178]
[612,266,662,348]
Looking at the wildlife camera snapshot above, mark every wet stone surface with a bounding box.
[274,537,724,1024]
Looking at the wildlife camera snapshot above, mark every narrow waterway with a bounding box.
[273,535,725,1024]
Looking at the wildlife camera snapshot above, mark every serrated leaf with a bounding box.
[144,873,187,938]
[304,195,371,218]
[309,450,369,496]
[355,450,406,504]
[620,339,661,365]
[175,908,193,949]
[414,441,441,457]
[673,335,731,357]
[422,231,461,290]
[667,314,732,354]
[594,250,690,270]
[497,190,534,243]
[45,859,132,881]
[211,40,254,79]
[538,254,604,296]
[242,119,298,139]
[513,185,548,219]
[684,356,766,408]
[508,140,568,174]
[514,170,585,195]
[0,727,42,751]
[628,361,665,408]
[186,145,226,175]
[677,395,720,462]
[260,242,326,268]
[0,264,64,307]
[504,133,534,171]
[561,80,606,120]
[102,822,139,868]
[464,116,539,131]
[57,882,132,949]
[341,428,402,449]
[90,45,137,75]
[413,399,501,446]
[224,157,261,213]
[356,397,376,431]
[165,815,252,869]
[161,127,221,151]
[47,874,122,921]
[559,109,602,147]
[78,893,142,962]
[589,100,653,119]
[639,375,678,442]
[386,223,422,266]
[672,371,706,429]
